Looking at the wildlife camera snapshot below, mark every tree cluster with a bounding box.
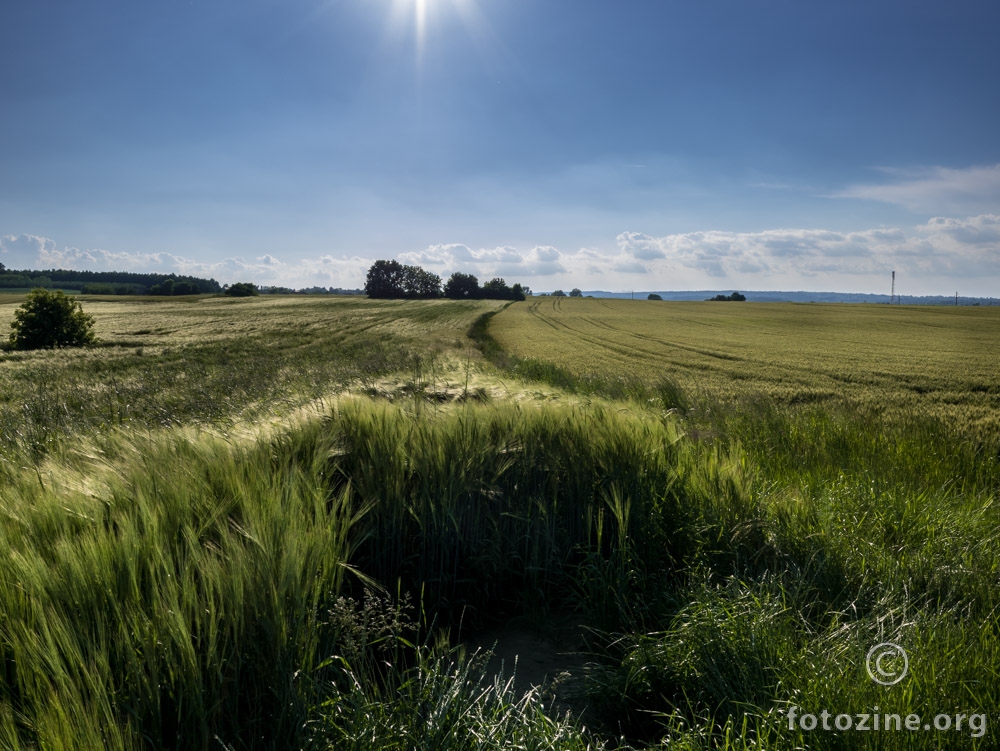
[1,273,54,289]
[225,282,259,297]
[364,261,442,299]
[707,292,747,302]
[364,261,527,301]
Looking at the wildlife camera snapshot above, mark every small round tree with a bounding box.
[9,288,96,350]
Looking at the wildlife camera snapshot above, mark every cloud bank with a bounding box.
[608,217,1000,286]
[3,215,998,295]
[0,234,371,288]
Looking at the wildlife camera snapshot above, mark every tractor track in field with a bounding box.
[510,298,886,392]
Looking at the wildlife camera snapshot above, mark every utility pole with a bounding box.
[955,291,959,306]
[891,271,895,304]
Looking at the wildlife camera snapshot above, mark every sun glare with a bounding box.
[389,0,480,66]
[415,0,428,57]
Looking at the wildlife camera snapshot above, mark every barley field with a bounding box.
[491,296,1000,428]
[0,294,500,475]
[0,293,997,750]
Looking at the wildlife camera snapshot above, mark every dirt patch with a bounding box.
[467,617,595,718]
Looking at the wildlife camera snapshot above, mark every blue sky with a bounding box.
[2,0,999,294]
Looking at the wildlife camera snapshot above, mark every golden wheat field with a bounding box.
[490,296,1000,427]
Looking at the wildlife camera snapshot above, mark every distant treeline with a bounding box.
[364,260,529,301]
[0,265,222,295]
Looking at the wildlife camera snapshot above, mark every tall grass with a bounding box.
[328,398,701,627]
[313,646,603,751]
[0,429,364,749]
[0,395,758,748]
[4,392,996,748]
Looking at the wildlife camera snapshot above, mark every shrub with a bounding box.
[8,288,96,350]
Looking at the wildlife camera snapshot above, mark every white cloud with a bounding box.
[918,214,1000,246]
[605,218,1000,287]
[615,227,904,278]
[400,243,566,278]
[0,233,372,287]
[616,232,666,260]
[186,254,372,287]
[1,234,188,272]
[533,245,561,263]
[0,234,58,266]
[910,214,1000,274]
[833,163,1000,214]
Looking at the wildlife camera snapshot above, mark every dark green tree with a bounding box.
[401,265,442,298]
[365,260,407,298]
[172,281,198,295]
[150,278,174,296]
[647,293,663,300]
[569,288,582,297]
[9,289,96,350]
[225,282,259,297]
[482,277,512,299]
[444,272,480,299]
[551,289,567,297]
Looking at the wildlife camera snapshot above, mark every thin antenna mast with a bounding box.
[891,271,895,304]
